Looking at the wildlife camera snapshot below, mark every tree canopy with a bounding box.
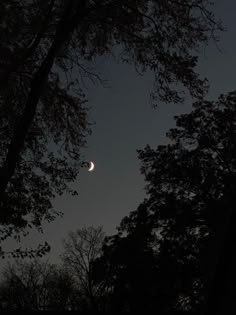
[0,0,222,249]
[137,92,236,313]
[62,226,106,313]
[0,259,75,310]
[92,91,236,313]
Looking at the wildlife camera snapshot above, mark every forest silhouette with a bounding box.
[1,92,236,312]
[0,0,233,313]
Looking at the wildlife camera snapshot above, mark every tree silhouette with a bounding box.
[0,259,75,310]
[0,0,222,244]
[137,92,236,313]
[92,202,165,314]
[61,226,106,314]
[94,91,236,313]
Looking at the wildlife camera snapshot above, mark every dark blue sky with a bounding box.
[3,0,236,262]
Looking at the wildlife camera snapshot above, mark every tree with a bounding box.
[93,202,164,314]
[137,91,236,313]
[0,259,75,310]
[0,0,91,247]
[61,226,106,313]
[95,91,236,314]
[0,0,222,243]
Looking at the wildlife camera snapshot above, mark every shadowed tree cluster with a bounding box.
[1,90,236,312]
[0,0,222,255]
[1,0,233,312]
[92,91,236,314]
[0,259,75,311]
[0,226,106,312]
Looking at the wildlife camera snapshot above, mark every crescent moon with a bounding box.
[88,161,95,172]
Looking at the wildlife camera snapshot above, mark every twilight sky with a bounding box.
[3,0,236,262]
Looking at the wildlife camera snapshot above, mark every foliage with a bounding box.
[93,91,236,313]
[0,0,222,245]
[0,259,75,310]
[0,0,91,245]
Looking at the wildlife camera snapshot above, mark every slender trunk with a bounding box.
[88,272,99,314]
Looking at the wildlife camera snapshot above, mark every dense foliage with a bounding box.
[0,0,221,246]
[1,89,236,313]
[93,91,236,313]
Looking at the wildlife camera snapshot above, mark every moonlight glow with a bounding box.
[88,161,95,172]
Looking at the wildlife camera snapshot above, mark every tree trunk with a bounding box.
[0,0,87,205]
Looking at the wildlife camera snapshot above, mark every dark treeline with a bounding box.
[0,0,221,247]
[1,91,236,313]
[0,0,233,313]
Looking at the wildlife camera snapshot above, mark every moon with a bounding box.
[88,161,95,172]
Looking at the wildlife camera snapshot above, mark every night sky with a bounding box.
[4,0,236,262]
